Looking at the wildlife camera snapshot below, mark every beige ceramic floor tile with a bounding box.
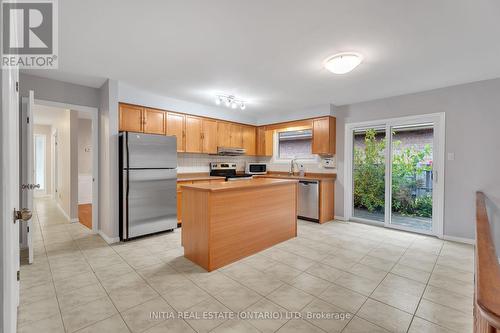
[121,297,174,333]
[275,319,324,333]
[61,296,117,333]
[370,284,421,314]
[58,283,107,312]
[18,313,65,333]
[408,317,456,333]
[342,316,390,333]
[423,285,473,314]
[318,284,367,313]
[244,298,289,333]
[301,298,352,332]
[76,314,131,333]
[390,263,431,283]
[107,281,159,312]
[266,285,315,312]
[17,296,60,328]
[357,299,412,333]
[214,285,262,312]
[416,299,473,333]
[53,271,99,295]
[305,263,344,283]
[19,281,55,305]
[143,319,195,333]
[184,297,231,333]
[211,319,261,333]
[289,272,331,296]
[334,272,380,296]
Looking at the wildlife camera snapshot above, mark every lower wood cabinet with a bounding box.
[177,179,225,224]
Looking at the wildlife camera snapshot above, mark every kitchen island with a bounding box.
[181,178,298,271]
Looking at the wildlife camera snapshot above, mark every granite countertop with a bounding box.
[181,178,298,192]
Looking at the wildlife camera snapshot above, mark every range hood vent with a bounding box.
[216,147,246,156]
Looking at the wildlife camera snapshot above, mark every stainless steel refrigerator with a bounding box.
[119,132,178,241]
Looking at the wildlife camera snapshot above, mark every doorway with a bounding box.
[345,113,445,237]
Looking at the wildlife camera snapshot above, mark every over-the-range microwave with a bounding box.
[245,163,267,175]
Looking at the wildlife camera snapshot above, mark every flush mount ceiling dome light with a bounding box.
[215,95,246,110]
[324,52,363,74]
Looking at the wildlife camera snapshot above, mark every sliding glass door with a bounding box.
[347,114,443,236]
[352,127,386,223]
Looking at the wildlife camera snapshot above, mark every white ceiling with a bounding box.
[25,0,500,116]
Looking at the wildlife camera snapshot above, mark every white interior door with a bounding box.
[21,91,35,263]
[1,67,20,333]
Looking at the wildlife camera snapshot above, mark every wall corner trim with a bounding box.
[334,216,347,221]
[98,230,120,244]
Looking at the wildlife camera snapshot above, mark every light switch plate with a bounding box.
[447,152,455,161]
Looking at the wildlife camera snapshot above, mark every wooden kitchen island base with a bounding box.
[181,178,298,271]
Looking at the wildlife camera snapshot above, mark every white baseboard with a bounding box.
[98,230,120,244]
[443,235,476,245]
[55,201,70,222]
[70,218,79,223]
[334,216,347,221]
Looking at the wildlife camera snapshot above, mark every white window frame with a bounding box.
[272,128,321,164]
[344,113,445,238]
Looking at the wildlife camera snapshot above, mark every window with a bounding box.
[278,129,314,159]
[34,134,46,191]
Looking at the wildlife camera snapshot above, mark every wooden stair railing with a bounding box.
[475,191,500,333]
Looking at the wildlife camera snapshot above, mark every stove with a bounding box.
[209,162,254,181]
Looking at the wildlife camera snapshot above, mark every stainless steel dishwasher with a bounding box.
[298,180,319,221]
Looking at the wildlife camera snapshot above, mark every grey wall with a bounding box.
[19,73,100,108]
[99,79,119,240]
[77,119,93,174]
[334,78,500,240]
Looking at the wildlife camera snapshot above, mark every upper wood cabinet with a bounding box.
[256,126,273,156]
[202,119,218,154]
[230,124,243,148]
[166,112,185,152]
[242,126,256,155]
[217,122,232,148]
[185,115,203,153]
[143,108,166,135]
[312,116,336,156]
[119,104,144,132]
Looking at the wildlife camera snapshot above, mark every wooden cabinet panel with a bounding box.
[242,126,256,155]
[143,108,166,135]
[119,104,143,132]
[185,116,203,153]
[230,124,243,148]
[256,126,273,156]
[312,116,336,156]
[202,119,218,154]
[166,112,185,152]
[217,122,232,148]
[319,181,335,223]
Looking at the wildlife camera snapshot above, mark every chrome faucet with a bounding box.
[289,158,297,176]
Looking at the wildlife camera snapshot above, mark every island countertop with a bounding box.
[182,178,298,271]
[181,178,298,192]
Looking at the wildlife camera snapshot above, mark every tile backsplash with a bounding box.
[177,153,258,173]
[178,153,337,174]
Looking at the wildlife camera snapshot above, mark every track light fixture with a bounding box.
[214,95,246,110]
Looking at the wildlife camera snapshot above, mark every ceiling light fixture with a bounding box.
[324,52,363,74]
[215,94,246,110]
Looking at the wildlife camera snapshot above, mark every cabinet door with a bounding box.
[312,117,335,155]
[256,127,273,156]
[242,126,256,155]
[119,104,143,132]
[217,122,232,148]
[230,124,243,148]
[202,119,218,154]
[185,115,203,153]
[166,112,185,152]
[143,108,166,135]
[312,117,329,155]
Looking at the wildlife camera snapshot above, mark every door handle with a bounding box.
[21,184,40,190]
[13,208,32,223]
